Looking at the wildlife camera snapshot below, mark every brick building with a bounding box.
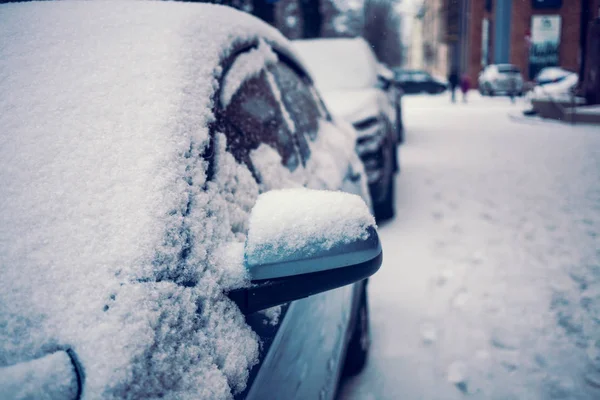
[456,0,600,88]
[422,0,451,79]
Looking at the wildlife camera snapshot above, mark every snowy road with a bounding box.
[339,94,600,399]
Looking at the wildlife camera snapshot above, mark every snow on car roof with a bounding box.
[292,37,378,92]
[535,66,573,81]
[0,1,293,399]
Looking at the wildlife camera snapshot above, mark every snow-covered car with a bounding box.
[526,71,579,105]
[394,69,447,95]
[292,37,401,221]
[534,66,575,86]
[0,3,383,400]
[478,64,524,96]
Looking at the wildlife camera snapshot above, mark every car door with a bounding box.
[218,49,360,400]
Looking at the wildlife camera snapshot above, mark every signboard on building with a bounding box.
[528,15,561,79]
[481,18,490,67]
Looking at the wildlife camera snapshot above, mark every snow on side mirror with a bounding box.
[229,188,382,315]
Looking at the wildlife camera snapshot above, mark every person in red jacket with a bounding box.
[460,73,471,103]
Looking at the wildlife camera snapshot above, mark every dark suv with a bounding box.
[394,69,447,95]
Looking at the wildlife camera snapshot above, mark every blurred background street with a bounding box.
[339,94,600,399]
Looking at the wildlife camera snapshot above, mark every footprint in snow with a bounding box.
[447,361,469,394]
[420,322,437,345]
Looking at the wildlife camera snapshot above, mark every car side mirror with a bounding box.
[228,188,382,315]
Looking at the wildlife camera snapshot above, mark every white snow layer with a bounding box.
[245,188,375,264]
[321,89,381,126]
[0,2,293,399]
[292,38,378,91]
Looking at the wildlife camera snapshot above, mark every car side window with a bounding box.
[220,68,300,174]
[413,72,429,82]
[268,62,329,163]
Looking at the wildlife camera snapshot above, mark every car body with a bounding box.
[0,3,380,399]
[394,69,447,94]
[478,64,524,96]
[292,37,400,221]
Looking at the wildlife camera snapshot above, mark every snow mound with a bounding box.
[0,2,293,399]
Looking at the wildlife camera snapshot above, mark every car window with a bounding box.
[396,71,410,82]
[268,62,329,162]
[412,72,429,82]
[220,68,301,175]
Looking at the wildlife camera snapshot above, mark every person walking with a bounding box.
[448,69,459,103]
[460,73,471,103]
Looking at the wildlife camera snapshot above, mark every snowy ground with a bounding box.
[339,93,600,399]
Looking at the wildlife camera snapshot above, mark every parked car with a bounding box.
[394,69,447,94]
[528,71,579,102]
[478,64,524,96]
[533,66,575,86]
[292,37,401,221]
[0,3,383,400]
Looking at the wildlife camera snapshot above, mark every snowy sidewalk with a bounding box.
[339,94,600,399]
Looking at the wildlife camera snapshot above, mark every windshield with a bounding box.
[497,64,520,74]
[293,39,378,91]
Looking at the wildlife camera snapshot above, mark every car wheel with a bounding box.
[487,85,495,96]
[343,287,370,377]
[374,169,395,222]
